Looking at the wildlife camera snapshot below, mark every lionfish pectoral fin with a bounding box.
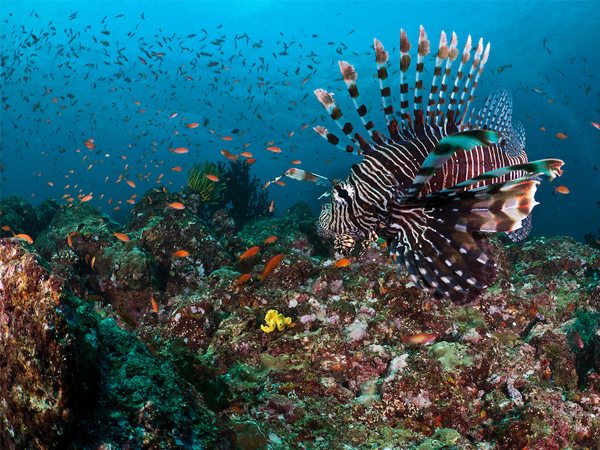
[265,168,331,188]
[504,213,533,243]
[391,175,544,302]
[407,129,501,198]
[389,202,496,303]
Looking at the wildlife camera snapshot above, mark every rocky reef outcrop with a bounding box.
[1,194,599,449]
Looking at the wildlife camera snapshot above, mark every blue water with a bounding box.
[1,0,599,240]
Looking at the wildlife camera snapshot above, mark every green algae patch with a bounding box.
[565,309,600,347]
[260,352,309,371]
[429,342,473,372]
[449,306,487,333]
[416,427,464,449]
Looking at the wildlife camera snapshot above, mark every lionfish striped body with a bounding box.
[271,26,564,302]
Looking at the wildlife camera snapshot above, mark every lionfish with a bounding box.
[269,26,564,302]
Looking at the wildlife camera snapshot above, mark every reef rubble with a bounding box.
[1,194,599,449]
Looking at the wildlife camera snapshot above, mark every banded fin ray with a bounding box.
[265,168,331,188]
[435,31,459,125]
[476,89,513,136]
[426,31,449,125]
[313,125,361,156]
[338,60,380,142]
[374,38,398,136]
[389,203,497,302]
[389,176,541,301]
[505,213,533,243]
[412,25,431,128]
[314,88,373,154]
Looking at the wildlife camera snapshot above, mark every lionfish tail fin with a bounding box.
[390,175,542,302]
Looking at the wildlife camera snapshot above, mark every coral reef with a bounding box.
[0,195,59,239]
[1,193,599,449]
[218,159,269,227]
[0,238,219,449]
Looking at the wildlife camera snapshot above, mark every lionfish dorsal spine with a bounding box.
[436,31,459,126]
[373,38,396,133]
[313,88,371,154]
[399,28,411,127]
[446,34,471,124]
[425,30,448,125]
[412,25,431,128]
[339,60,383,144]
[460,41,490,128]
[313,125,358,155]
[457,38,485,128]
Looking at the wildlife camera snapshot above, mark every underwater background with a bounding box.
[1,0,599,242]
[2,1,600,450]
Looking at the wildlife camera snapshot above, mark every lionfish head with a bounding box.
[316,182,363,255]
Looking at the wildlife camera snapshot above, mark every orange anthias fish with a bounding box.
[186,122,199,129]
[80,194,93,202]
[234,273,252,285]
[150,296,159,313]
[266,145,282,153]
[333,258,351,268]
[126,180,136,188]
[171,166,183,172]
[220,149,238,161]
[84,138,95,149]
[402,333,437,345]
[172,147,189,154]
[555,132,568,140]
[172,249,190,257]
[221,136,234,141]
[167,202,185,210]
[258,254,284,281]
[239,245,261,261]
[554,185,570,195]
[113,232,130,242]
[67,231,78,248]
[264,235,278,244]
[205,174,220,182]
[14,233,34,244]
